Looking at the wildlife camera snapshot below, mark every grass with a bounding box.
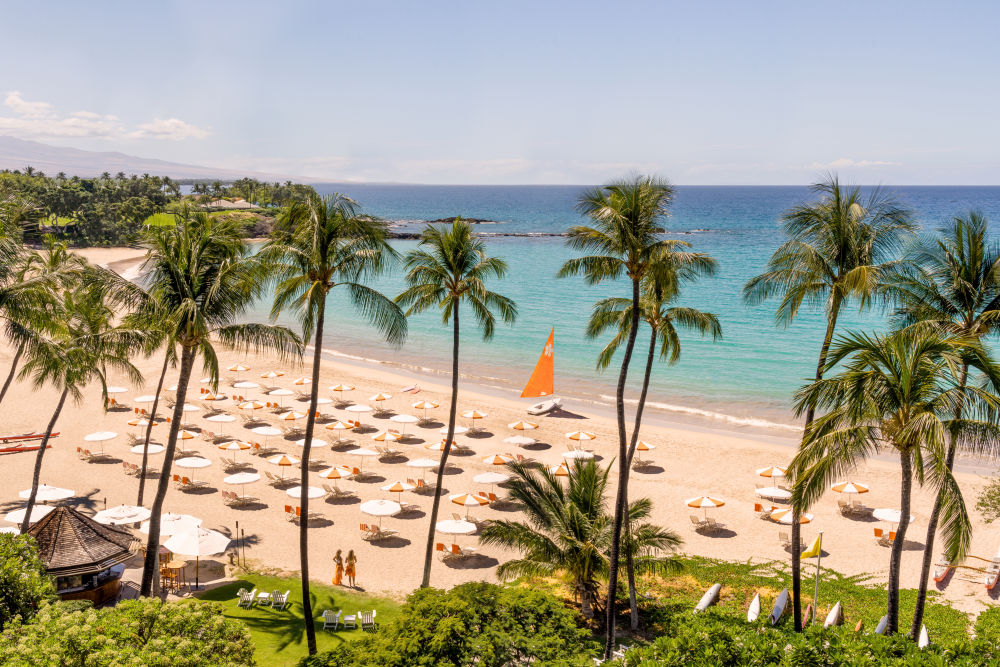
[195,573,402,667]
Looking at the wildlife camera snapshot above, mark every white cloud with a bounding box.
[0,91,208,141]
[810,158,901,169]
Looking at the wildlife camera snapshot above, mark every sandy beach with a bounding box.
[2,246,997,617]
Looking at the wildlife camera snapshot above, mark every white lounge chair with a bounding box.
[320,609,341,630]
[360,609,377,631]
[272,590,291,611]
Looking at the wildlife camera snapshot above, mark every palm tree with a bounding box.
[480,459,681,618]
[887,211,1000,636]
[743,175,915,630]
[558,175,679,657]
[18,280,145,533]
[259,193,405,655]
[587,267,720,627]
[396,220,516,588]
[136,208,302,596]
[791,328,1000,634]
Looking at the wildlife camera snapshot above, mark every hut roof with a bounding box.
[27,506,138,576]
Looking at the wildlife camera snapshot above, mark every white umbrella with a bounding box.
[268,388,294,407]
[349,447,378,457]
[5,505,54,524]
[93,504,151,525]
[873,508,915,525]
[562,450,594,460]
[440,425,469,435]
[345,404,373,414]
[287,486,324,499]
[406,457,439,480]
[224,472,261,498]
[180,403,200,413]
[176,457,211,469]
[436,519,476,535]
[163,527,231,588]
[295,438,327,449]
[473,471,509,492]
[139,513,202,536]
[508,420,538,431]
[390,414,419,434]
[134,395,157,404]
[233,381,260,389]
[360,499,401,527]
[84,430,117,453]
[504,435,536,447]
[251,426,282,445]
[106,386,128,394]
[130,443,165,455]
[19,484,74,502]
[755,486,792,501]
[205,414,237,424]
[315,397,333,406]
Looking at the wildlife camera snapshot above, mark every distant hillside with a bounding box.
[0,135,288,181]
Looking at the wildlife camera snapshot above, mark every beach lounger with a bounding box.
[360,610,377,631]
[272,590,291,611]
[237,587,257,608]
[179,476,208,491]
[320,610,341,630]
[322,483,356,500]
[87,450,114,462]
[690,514,709,530]
[436,542,453,561]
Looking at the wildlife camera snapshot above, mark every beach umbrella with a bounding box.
[84,430,117,453]
[163,526,231,588]
[218,440,251,461]
[175,456,212,483]
[755,486,792,501]
[5,505,55,524]
[436,519,476,536]
[831,481,870,494]
[425,439,461,452]
[345,404,373,414]
[411,400,439,419]
[128,417,155,428]
[317,467,345,480]
[166,384,178,391]
[295,438,327,449]
[18,484,74,503]
[201,392,227,402]
[562,450,594,460]
[268,454,300,479]
[224,472,260,498]
[261,371,284,379]
[268,388,294,407]
[872,508,915,525]
[287,486,324,499]
[440,425,469,435]
[482,453,513,466]
[238,400,264,411]
[381,481,415,501]
[504,435,536,447]
[450,492,488,519]
[565,431,596,441]
[757,465,787,479]
[508,420,538,431]
[686,495,725,519]
[370,392,392,403]
[548,463,570,477]
[325,420,356,444]
[199,377,213,385]
[462,409,488,428]
[406,457,439,480]
[771,509,814,525]
[330,384,355,402]
[205,414,236,435]
[348,447,378,471]
[106,386,128,395]
[315,397,333,406]
[228,363,250,373]
[93,504,151,525]
[139,513,202,536]
[251,425,282,446]
[130,443,165,455]
[177,429,198,439]
[360,499,401,527]
[389,414,418,434]
[180,403,200,413]
[371,430,402,442]
[279,411,306,421]
[233,381,259,390]
[293,376,312,386]
[134,395,157,404]
[473,471,509,492]
[635,441,656,462]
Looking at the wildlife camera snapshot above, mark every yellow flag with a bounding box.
[800,534,823,559]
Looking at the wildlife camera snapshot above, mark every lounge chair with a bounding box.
[237,587,257,608]
[284,505,296,522]
[179,476,208,491]
[322,483,356,500]
[272,590,291,611]
[294,506,322,523]
[436,542,453,561]
[320,610,341,630]
[689,514,709,530]
[452,543,478,558]
[360,609,377,631]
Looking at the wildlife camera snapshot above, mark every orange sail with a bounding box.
[521,328,555,398]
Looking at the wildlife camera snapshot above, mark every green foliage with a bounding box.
[973,606,1000,641]
[975,476,1000,524]
[0,534,55,628]
[195,574,402,667]
[143,212,178,227]
[189,177,314,208]
[0,598,254,666]
[299,583,595,667]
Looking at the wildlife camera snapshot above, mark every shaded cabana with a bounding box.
[27,505,138,604]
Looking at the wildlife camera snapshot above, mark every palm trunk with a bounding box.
[137,354,169,506]
[421,300,459,588]
[624,327,657,630]
[604,278,642,660]
[911,362,969,637]
[0,342,23,408]
[140,344,195,596]
[19,388,67,534]
[887,448,913,634]
[299,303,325,656]
[791,297,841,631]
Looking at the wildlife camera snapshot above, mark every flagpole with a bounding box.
[813,530,823,625]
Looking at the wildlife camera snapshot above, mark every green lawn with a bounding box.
[196,574,402,667]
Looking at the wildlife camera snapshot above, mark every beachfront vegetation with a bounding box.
[744,176,917,631]
[976,477,1000,523]
[126,207,302,596]
[396,219,517,588]
[299,582,595,667]
[791,328,1000,634]
[259,192,407,655]
[0,534,55,628]
[481,460,681,619]
[190,177,315,209]
[0,598,255,666]
[558,174,685,659]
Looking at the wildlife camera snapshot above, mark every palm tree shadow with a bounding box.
[699,528,738,539]
[444,554,500,569]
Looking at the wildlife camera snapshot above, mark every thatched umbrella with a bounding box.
[27,506,138,578]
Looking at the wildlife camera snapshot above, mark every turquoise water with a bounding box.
[259,185,1000,431]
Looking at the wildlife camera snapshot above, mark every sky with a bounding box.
[2,1,999,185]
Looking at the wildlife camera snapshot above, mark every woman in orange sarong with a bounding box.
[332,550,344,586]
[345,550,357,587]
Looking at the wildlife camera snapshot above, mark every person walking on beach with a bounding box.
[345,550,357,587]
[332,550,343,586]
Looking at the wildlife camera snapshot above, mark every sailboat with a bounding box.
[522,328,562,415]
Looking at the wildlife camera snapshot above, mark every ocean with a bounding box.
[255,185,1000,433]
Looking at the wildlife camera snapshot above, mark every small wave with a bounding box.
[599,394,800,432]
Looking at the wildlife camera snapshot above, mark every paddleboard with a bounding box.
[823,601,843,628]
[918,624,929,648]
[769,588,788,625]
[746,593,761,622]
[875,615,888,635]
[694,583,721,613]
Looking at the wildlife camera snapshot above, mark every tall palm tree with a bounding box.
[887,211,1000,636]
[396,220,516,589]
[743,175,915,630]
[791,328,1000,634]
[259,193,406,656]
[136,209,302,596]
[586,265,720,628]
[480,459,681,618]
[558,175,679,657]
[18,280,145,533]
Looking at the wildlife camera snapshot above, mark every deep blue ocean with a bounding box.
[258,185,1000,431]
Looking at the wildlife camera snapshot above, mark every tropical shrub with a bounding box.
[975,477,1000,524]
[299,582,595,667]
[0,598,255,666]
[0,534,55,628]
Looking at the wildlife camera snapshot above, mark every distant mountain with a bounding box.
[0,135,289,181]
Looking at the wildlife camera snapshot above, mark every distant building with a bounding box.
[204,197,260,210]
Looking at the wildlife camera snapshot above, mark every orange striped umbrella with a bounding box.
[279,411,306,421]
[565,430,596,441]
[482,454,513,466]
[548,463,569,477]
[371,430,402,442]
[508,420,538,431]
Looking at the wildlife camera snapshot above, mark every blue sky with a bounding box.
[2,1,999,184]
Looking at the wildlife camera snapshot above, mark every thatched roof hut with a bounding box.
[27,506,138,576]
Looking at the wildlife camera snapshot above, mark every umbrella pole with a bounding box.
[195,555,200,589]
